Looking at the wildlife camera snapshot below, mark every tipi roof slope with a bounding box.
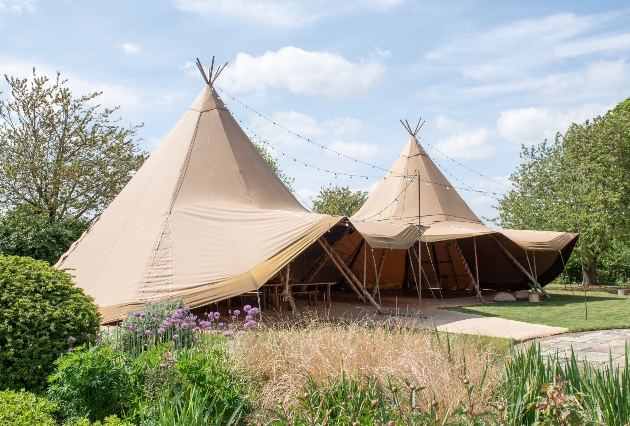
[352,136,482,227]
[57,62,338,322]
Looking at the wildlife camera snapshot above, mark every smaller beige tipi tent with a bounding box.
[349,121,578,299]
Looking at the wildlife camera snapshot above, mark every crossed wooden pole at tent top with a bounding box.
[196,57,228,87]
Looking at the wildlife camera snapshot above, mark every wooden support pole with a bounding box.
[302,228,349,283]
[318,238,382,313]
[489,235,550,298]
[318,238,366,303]
[453,240,484,303]
[363,243,367,290]
[283,263,300,318]
[372,250,387,298]
[473,237,484,303]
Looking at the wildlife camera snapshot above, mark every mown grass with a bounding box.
[446,285,630,332]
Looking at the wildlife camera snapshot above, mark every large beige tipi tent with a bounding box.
[56,60,339,323]
[348,125,578,299]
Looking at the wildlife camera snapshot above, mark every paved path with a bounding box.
[530,329,630,367]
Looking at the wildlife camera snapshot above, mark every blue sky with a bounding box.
[1,0,629,222]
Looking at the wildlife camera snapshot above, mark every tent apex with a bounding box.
[196,57,228,87]
[400,118,425,137]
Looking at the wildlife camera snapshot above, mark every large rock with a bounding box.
[514,290,531,300]
[493,292,517,302]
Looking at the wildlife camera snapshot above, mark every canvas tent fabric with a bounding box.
[349,134,578,291]
[56,84,340,323]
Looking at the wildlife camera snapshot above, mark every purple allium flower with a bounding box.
[134,311,142,317]
[243,305,252,313]
[228,323,234,329]
[231,315,237,320]
[157,327,165,335]
[144,330,152,335]
[213,312,220,319]
[244,320,257,329]
[245,315,252,321]
[140,312,147,318]
[95,338,102,344]
[249,307,260,316]
[233,309,240,316]
[183,306,191,313]
[193,327,201,333]
[68,348,74,352]
[216,330,222,334]
[68,336,76,343]
[86,333,91,337]
[218,322,224,328]
[172,334,179,340]
[163,319,171,326]
[203,312,209,317]
[223,331,235,340]
[129,323,138,330]
[181,322,189,329]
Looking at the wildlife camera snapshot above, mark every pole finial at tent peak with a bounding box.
[400,118,425,137]
[195,57,228,87]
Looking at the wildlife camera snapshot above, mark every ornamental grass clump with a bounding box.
[500,342,630,426]
[0,254,101,393]
[230,319,502,420]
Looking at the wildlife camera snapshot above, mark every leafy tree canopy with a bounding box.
[0,68,146,223]
[0,204,87,264]
[253,140,295,192]
[494,97,630,285]
[312,185,368,217]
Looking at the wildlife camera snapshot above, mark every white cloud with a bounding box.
[122,43,140,54]
[426,12,630,80]
[168,0,403,27]
[435,115,467,132]
[0,1,35,14]
[179,61,197,76]
[220,47,386,100]
[327,141,379,158]
[249,110,362,146]
[496,104,610,146]
[434,128,494,160]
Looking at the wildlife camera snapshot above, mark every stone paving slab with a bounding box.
[525,329,630,368]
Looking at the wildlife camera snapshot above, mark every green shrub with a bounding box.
[267,373,496,425]
[48,345,133,422]
[0,204,88,265]
[150,386,243,426]
[0,254,101,393]
[131,344,250,425]
[63,415,134,426]
[0,389,57,425]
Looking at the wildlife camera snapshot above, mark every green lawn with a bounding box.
[446,285,630,332]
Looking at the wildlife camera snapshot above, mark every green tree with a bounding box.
[0,204,87,264]
[0,68,146,223]
[253,140,295,192]
[312,185,368,217]
[494,98,630,285]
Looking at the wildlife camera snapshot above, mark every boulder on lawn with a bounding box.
[514,290,530,300]
[493,292,517,302]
